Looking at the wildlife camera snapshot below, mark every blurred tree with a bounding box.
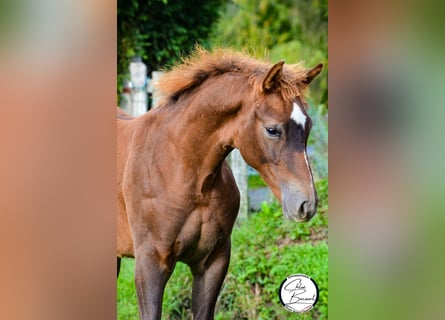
[118,0,226,92]
[211,0,327,105]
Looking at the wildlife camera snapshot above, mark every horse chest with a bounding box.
[175,211,227,262]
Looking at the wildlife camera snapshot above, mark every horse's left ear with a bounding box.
[263,60,285,92]
[302,63,323,85]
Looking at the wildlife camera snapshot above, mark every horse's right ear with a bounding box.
[262,61,285,92]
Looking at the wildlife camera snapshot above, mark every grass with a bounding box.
[117,260,138,319]
[117,179,328,319]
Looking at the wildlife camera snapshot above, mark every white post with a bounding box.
[230,149,248,222]
[147,71,164,109]
[129,57,148,117]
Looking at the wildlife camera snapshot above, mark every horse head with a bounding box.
[235,61,323,222]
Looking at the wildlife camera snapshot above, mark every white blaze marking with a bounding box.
[291,102,307,128]
[292,101,315,193]
[304,149,315,194]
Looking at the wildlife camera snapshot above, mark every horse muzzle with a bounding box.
[281,184,318,222]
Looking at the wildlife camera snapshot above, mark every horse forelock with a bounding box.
[155,48,309,107]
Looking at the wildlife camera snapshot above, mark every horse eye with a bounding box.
[265,127,282,138]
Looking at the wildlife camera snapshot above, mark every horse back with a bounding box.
[116,107,135,120]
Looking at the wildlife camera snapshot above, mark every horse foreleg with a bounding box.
[134,248,175,320]
[191,243,231,320]
[117,257,121,278]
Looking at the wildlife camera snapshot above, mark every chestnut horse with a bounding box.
[117,49,322,319]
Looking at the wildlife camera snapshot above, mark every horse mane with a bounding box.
[155,48,309,106]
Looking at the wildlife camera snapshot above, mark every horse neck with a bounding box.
[164,76,250,191]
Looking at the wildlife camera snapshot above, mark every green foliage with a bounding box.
[118,0,227,93]
[117,0,327,112]
[117,179,328,319]
[210,0,328,105]
[248,174,267,189]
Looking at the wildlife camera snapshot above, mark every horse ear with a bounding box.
[302,63,323,85]
[262,61,285,92]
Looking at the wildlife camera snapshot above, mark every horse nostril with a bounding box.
[298,201,308,220]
